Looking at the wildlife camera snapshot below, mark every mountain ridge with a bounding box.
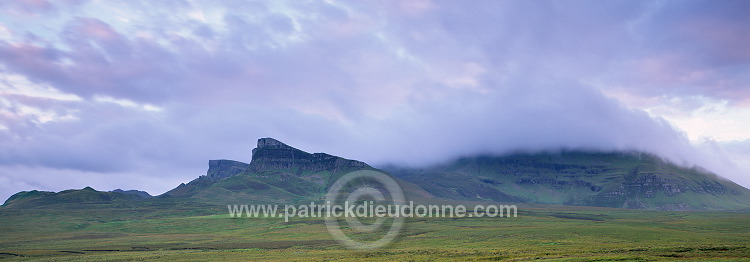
[3,138,750,211]
[384,151,750,211]
[249,137,369,172]
[2,187,152,208]
[158,137,387,203]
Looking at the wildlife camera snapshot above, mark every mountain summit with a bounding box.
[160,138,374,202]
[250,137,368,172]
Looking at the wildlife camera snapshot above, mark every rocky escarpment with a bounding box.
[591,169,743,210]
[161,138,371,199]
[181,138,366,184]
[250,138,369,172]
[206,160,250,181]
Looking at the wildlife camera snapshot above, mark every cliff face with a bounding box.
[161,138,370,200]
[249,138,368,172]
[186,138,368,184]
[207,160,250,181]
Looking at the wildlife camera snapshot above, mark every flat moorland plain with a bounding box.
[1,201,749,261]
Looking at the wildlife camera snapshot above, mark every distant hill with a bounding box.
[2,187,151,208]
[4,138,750,211]
[383,151,750,211]
[110,189,153,199]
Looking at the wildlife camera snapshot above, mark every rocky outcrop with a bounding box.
[206,160,250,181]
[160,138,370,199]
[249,138,368,172]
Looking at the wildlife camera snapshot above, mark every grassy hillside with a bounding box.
[385,151,750,211]
[167,167,370,204]
[2,187,151,209]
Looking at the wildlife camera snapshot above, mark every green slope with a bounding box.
[2,187,151,209]
[384,151,750,211]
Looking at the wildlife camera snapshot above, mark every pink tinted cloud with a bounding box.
[77,18,121,42]
[2,0,55,16]
[1,17,188,103]
[677,3,750,66]
[610,0,750,103]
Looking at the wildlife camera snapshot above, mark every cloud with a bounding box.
[600,0,750,103]
[0,0,56,16]
[0,0,748,202]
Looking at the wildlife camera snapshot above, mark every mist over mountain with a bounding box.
[6,138,748,212]
[384,151,750,211]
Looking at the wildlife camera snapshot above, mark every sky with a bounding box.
[1,0,749,201]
